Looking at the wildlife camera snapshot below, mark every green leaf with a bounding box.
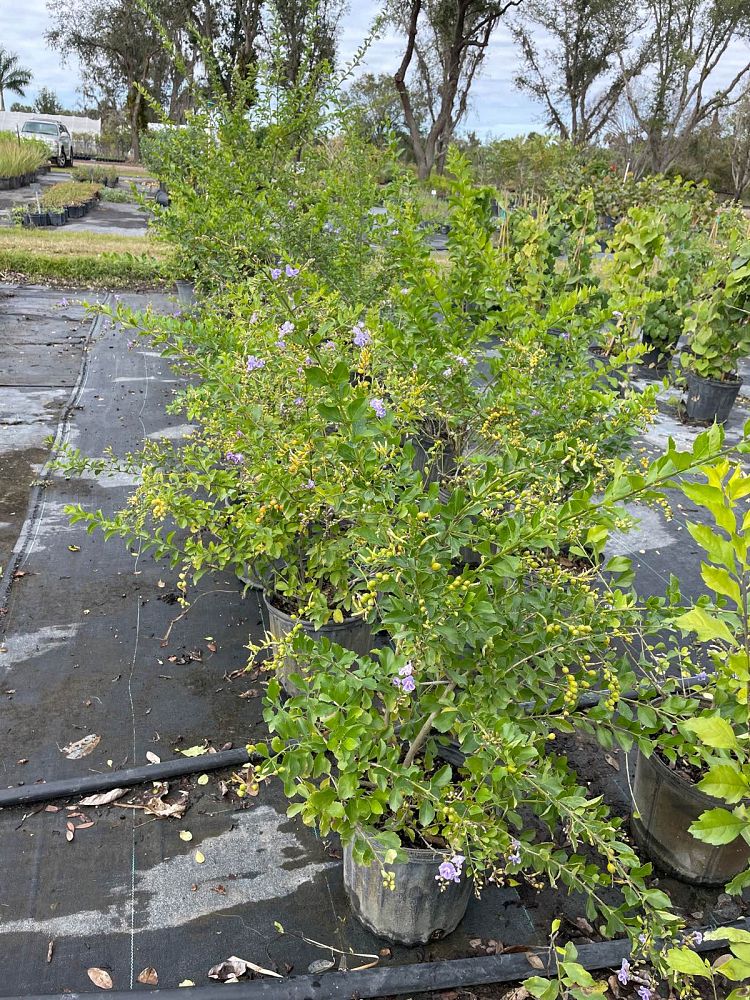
[689,808,747,845]
[697,764,749,804]
[674,607,736,646]
[705,927,750,945]
[683,716,738,750]
[701,564,742,607]
[665,947,711,978]
[523,977,559,1000]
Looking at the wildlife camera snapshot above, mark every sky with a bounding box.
[1,1,748,138]
[0,0,540,136]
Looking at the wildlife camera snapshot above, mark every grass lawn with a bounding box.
[0,228,171,288]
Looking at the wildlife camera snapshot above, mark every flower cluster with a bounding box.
[436,854,466,884]
[392,661,415,694]
[369,398,386,419]
[246,355,265,372]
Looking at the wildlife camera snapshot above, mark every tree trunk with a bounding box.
[0,90,5,112]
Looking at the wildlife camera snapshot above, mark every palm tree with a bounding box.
[0,49,32,112]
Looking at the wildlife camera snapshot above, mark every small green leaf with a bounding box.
[689,808,747,845]
[674,607,736,646]
[697,764,749,804]
[683,716,738,750]
[665,947,711,978]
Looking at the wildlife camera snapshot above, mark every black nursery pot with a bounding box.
[28,211,49,227]
[685,370,741,424]
[67,204,84,219]
[47,210,65,226]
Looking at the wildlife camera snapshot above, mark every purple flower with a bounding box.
[285,264,299,278]
[172,308,182,318]
[636,988,652,1000]
[353,324,371,348]
[250,311,259,325]
[246,355,265,372]
[697,671,708,682]
[305,355,314,366]
[508,839,521,865]
[302,479,315,490]
[127,340,136,350]
[455,355,469,366]
[275,339,287,350]
[323,340,336,351]
[436,854,464,884]
[270,268,282,280]
[393,661,415,694]
[531,409,540,416]
[617,958,630,985]
[279,320,295,337]
[225,451,244,464]
[561,332,570,341]
[399,662,413,677]
[691,931,703,945]
[58,297,69,307]
[401,675,416,693]
[294,397,304,407]
[437,861,459,882]
[370,398,386,419]
[443,367,453,377]
[287,200,297,209]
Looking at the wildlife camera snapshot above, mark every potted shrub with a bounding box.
[681,245,750,423]
[632,458,750,886]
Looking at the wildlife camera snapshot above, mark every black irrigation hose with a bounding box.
[0,747,254,809]
[8,919,750,1000]
[0,675,708,807]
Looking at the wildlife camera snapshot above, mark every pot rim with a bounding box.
[638,747,738,811]
[263,591,366,630]
[685,369,743,388]
[344,839,463,865]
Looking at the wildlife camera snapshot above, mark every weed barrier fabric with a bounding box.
[6,920,750,999]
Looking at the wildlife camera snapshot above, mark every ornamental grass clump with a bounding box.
[41,180,100,211]
[0,132,48,178]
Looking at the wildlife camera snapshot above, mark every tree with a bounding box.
[727,91,750,199]
[34,87,63,114]
[618,0,750,174]
[47,0,195,159]
[0,48,32,112]
[269,0,347,86]
[346,71,429,147]
[185,0,264,104]
[390,0,522,179]
[510,0,643,145]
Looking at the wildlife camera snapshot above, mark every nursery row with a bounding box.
[0,131,50,188]
[63,72,750,996]
[71,164,120,188]
[17,180,101,227]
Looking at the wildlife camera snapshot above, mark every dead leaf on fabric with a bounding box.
[179,830,193,841]
[137,967,158,986]
[65,830,74,842]
[207,956,283,982]
[207,642,217,653]
[61,734,100,759]
[197,774,209,786]
[79,788,126,807]
[157,580,166,589]
[68,545,81,552]
[179,745,207,757]
[76,821,95,830]
[194,851,205,864]
[307,959,335,974]
[47,941,54,964]
[525,952,545,970]
[45,805,59,813]
[145,751,161,764]
[144,783,188,819]
[605,754,620,771]
[87,968,113,990]
[178,981,194,988]
[504,989,530,1000]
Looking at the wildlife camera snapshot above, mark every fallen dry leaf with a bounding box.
[504,989,530,1000]
[207,642,217,653]
[178,981,194,988]
[79,788,126,807]
[208,956,283,982]
[68,545,81,552]
[157,580,166,588]
[45,805,59,813]
[525,952,545,970]
[47,940,54,964]
[145,751,161,764]
[194,851,205,864]
[605,754,620,772]
[65,830,74,843]
[61,734,100,760]
[143,782,189,819]
[307,959,335,975]
[179,830,193,842]
[210,885,226,895]
[137,967,158,986]
[76,821,95,830]
[197,774,209,786]
[87,968,113,990]
[179,745,207,758]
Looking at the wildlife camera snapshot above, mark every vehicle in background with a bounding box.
[20,120,73,168]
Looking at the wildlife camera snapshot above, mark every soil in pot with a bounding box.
[631,749,750,885]
[264,593,373,695]
[684,370,741,425]
[343,841,472,944]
